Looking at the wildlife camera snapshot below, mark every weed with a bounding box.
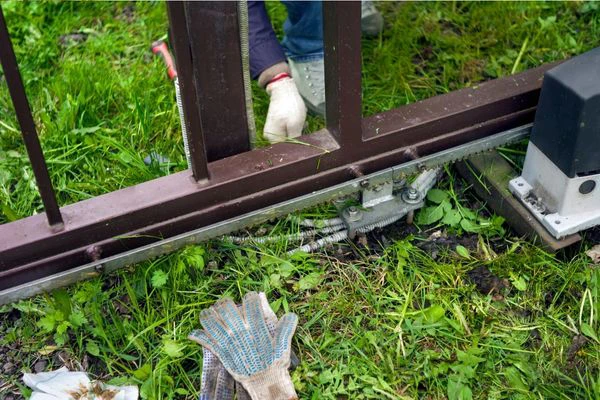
[415,173,505,237]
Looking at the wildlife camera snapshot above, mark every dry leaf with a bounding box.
[585,244,600,264]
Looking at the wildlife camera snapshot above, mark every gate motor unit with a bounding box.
[510,47,600,238]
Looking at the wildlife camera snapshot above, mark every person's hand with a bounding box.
[264,75,307,144]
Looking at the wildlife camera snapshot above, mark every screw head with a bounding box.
[344,206,362,221]
[334,196,347,204]
[401,187,421,204]
[85,245,102,261]
[407,188,419,200]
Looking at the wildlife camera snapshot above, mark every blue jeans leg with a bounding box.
[280,1,324,62]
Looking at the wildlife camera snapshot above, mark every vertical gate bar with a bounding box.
[166,1,210,181]
[323,1,363,149]
[0,8,63,229]
[183,1,251,161]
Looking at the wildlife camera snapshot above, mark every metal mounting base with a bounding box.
[510,176,600,238]
[509,143,600,238]
[456,151,580,251]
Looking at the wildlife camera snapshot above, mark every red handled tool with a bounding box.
[151,40,191,168]
[151,40,178,81]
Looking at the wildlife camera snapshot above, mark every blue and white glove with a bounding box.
[198,347,235,400]
[189,292,298,400]
[195,293,299,400]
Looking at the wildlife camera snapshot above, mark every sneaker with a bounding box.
[288,57,326,117]
[361,1,384,37]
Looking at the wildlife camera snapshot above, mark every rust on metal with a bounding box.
[403,147,420,161]
[84,245,102,262]
[0,7,63,228]
[348,165,364,178]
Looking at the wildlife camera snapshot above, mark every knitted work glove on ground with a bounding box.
[189,292,298,400]
[198,347,235,400]
[194,293,299,400]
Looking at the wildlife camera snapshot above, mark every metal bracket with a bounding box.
[510,176,600,238]
[361,179,394,208]
[338,168,441,238]
[456,151,580,252]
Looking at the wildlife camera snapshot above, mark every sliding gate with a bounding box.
[0,2,551,303]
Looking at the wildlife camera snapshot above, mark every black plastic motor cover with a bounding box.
[530,47,600,178]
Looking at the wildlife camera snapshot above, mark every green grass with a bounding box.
[2,234,599,399]
[0,1,175,221]
[1,1,600,399]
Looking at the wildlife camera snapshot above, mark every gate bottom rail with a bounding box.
[0,125,532,305]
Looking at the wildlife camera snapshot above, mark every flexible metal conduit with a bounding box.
[238,0,257,145]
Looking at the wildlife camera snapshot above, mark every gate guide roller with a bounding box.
[510,47,600,238]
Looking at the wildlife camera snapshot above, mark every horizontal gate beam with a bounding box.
[0,63,554,289]
[0,124,533,304]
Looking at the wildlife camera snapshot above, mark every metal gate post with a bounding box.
[166,1,210,181]
[323,1,363,150]
[181,1,251,161]
[0,7,64,230]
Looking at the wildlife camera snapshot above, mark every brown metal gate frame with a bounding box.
[0,2,551,300]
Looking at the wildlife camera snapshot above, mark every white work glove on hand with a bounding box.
[264,77,307,144]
